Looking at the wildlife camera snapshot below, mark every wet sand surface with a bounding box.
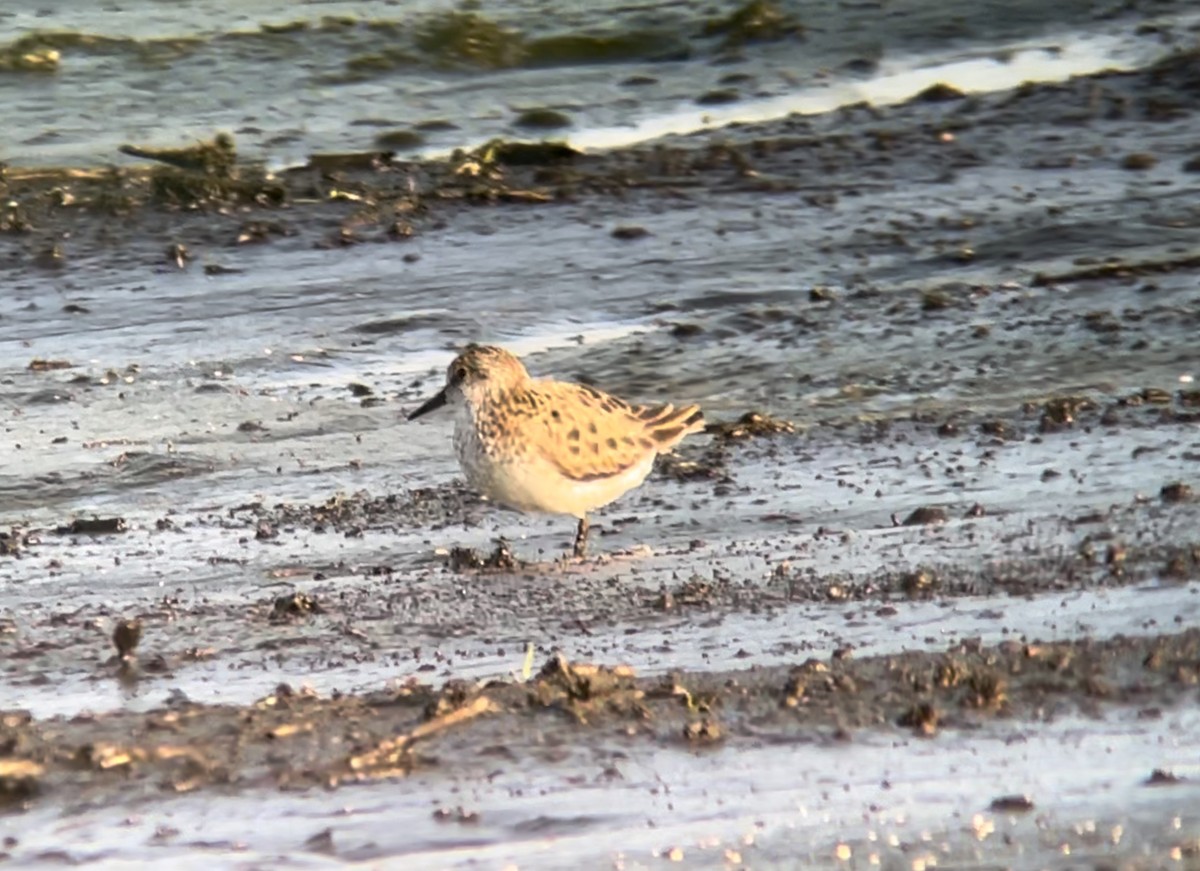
[3,23,1200,871]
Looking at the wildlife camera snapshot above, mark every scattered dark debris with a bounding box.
[306,151,395,174]
[374,129,426,150]
[227,485,482,537]
[0,758,43,805]
[236,220,293,245]
[665,576,719,608]
[1036,395,1095,432]
[900,506,948,526]
[319,227,361,248]
[1161,482,1194,504]
[669,322,704,338]
[1082,309,1121,334]
[269,593,323,623]
[448,539,519,572]
[611,225,650,240]
[655,451,729,482]
[1145,769,1184,786]
[1162,547,1199,581]
[706,411,795,441]
[979,419,1019,441]
[414,119,460,132]
[696,88,740,106]
[896,702,939,736]
[0,38,61,73]
[0,528,34,557]
[1121,152,1158,170]
[920,286,955,311]
[781,662,824,707]
[149,165,285,210]
[532,653,641,720]
[513,108,572,130]
[989,794,1035,813]
[682,718,724,744]
[432,805,481,824]
[112,619,142,660]
[1128,387,1174,406]
[825,583,848,601]
[165,242,191,268]
[913,82,965,102]
[25,388,75,405]
[26,358,72,371]
[483,540,519,570]
[55,517,128,536]
[965,671,1007,710]
[899,569,939,598]
[472,139,579,167]
[304,827,337,854]
[1031,253,1200,286]
[424,679,482,720]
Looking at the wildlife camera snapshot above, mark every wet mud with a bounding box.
[3,631,1198,807]
[3,38,1200,870]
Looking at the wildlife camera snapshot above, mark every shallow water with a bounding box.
[2,0,1196,167]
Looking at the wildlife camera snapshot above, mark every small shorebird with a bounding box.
[408,345,705,558]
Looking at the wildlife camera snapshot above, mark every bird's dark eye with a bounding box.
[450,365,468,384]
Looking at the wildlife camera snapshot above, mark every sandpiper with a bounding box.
[408,344,705,557]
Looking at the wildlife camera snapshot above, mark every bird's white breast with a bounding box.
[452,408,655,518]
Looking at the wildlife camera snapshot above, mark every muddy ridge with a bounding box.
[3,630,1197,811]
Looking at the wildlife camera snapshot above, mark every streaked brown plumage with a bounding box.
[408,345,704,557]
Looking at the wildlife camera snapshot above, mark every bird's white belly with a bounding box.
[454,419,654,518]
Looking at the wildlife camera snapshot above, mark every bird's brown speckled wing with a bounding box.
[528,381,704,482]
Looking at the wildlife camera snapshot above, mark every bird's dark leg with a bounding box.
[572,516,590,559]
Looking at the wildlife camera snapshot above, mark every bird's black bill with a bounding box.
[407,388,448,421]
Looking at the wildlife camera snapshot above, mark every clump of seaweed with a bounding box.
[414,10,525,69]
[701,0,803,47]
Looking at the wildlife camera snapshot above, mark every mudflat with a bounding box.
[3,22,1200,871]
